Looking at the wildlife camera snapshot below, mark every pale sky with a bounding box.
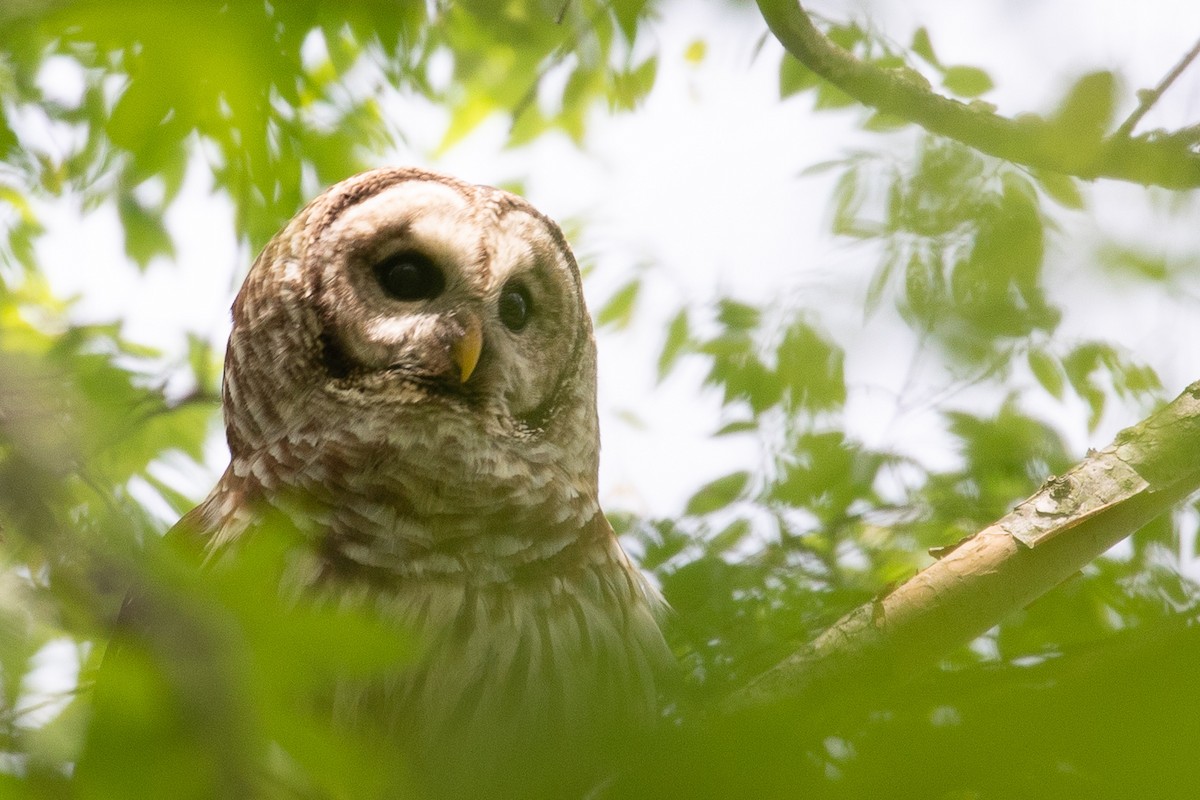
[31,0,1200,520]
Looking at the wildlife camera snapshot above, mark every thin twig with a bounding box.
[1115,34,1200,139]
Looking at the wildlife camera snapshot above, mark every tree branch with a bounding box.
[1115,34,1200,138]
[727,380,1200,712]
[756,0,1200,189]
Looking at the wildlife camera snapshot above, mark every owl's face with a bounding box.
[222,169,600,520]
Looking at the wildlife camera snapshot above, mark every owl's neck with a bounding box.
[193,448,607,585]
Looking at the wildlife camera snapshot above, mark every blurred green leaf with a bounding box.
[776,320,845,412]
[596,279,642,328]
[658,308,692,380]
[814,82,857,109]
[612,0,651,42]
[684,39,707,66]
[910,27,941,69]
[1044,70,1118,169]
[117,196,174,269]
[942,66,994,97]
[780,54,819,99]
[1054,70,1117,139]
[714,420,758,436]
[1096,244,1180,282]
[1027,347,1065,399]
[1032,169,1085,210]
[612,56,658,110]
[709,518,752,554]
[862,111,909,132]
[717,299,761,331]
[686,471,750,516]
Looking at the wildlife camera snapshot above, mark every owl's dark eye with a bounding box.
[498,282,532,331]
[374,252,444,301]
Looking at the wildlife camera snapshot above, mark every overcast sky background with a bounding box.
[31,0,1200,522]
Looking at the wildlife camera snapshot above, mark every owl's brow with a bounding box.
[479,192,587,309]
[306,167,475,246]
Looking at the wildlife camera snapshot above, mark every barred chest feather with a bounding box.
[195,480,671,799]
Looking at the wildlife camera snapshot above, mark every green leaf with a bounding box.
[0,185,37,226]
[1038,70,1119,171]
[830,165,865,236]
[1033,169,1085,210]
[864,252,897,317]
[106,79,172,153]
[684,39,707,65]
[779,54,818,99]
[657,308,691,380]
[776,320,846,412]
[186,333,220,393]
[439,93,497,154]
[709,518,751,554]
[910,27,941,69]
[1116,361,1161,396]
[863,111,909,132]
[942,66,994,98]
[507,104,550,148]
[0,109,19,160]
[699,330,753,359]
[596,279,641,328]
[1028,347,1065,399]
[1063,342,1111,431]
[614,408,646,429]
[117,196,174,268]
[685,471,750,516]
[716,299,760,331]
[1053,70,1117,140]
[826,22,865,51]
[610,0,650,43]
[713,420,758,436]
[1096,244,1172,281]
[814,82,856,109]
[612,56,658,110]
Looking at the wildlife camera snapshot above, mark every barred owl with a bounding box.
[184,167,670,797]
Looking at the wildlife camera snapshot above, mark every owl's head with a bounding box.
[221,168,600,519]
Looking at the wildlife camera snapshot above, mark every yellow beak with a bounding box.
[450,313,483,383]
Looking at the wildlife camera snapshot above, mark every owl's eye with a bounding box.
[498,282,531,331]
[374,252,445,301]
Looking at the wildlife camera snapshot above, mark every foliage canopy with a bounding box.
[1,1,1199,797]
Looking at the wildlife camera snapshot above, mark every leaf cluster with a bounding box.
[0,3,1198,798]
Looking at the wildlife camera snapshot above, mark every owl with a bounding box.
[177,167,670,797]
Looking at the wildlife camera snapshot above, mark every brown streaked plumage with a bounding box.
[186,167,671,797]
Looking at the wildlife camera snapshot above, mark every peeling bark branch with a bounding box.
[727,380,1200,712]
[756,0,1200,189]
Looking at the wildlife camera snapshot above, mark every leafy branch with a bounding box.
[757,0,1200,188]
[727,375,1200,712]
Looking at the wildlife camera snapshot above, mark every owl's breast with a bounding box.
[323,535,668,798]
